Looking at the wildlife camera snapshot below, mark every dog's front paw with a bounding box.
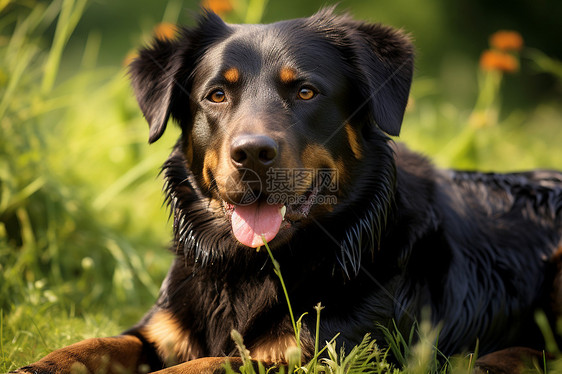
[11,357,97,374]
[10,363,59,374]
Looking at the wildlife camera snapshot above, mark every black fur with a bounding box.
[16,8,562,374]
[127,7,562,366]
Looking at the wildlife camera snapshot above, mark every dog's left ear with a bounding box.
[129,37,183,144]
[130,12,231,143]
[347,19,414,136]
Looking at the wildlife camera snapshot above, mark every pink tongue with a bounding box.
[231,202,283,248]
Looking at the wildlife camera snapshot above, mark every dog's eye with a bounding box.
[297,87,316,100]
[207,90,226,103]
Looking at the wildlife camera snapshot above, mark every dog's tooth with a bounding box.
[281,205,287,220]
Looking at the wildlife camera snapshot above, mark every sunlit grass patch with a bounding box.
[1,2,173,369]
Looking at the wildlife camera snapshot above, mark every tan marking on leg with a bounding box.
[150,357,248,374]
[142,310,201,365]
[250,334,297,363]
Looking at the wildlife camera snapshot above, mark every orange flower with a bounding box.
[123,50,139,67]
[153,22,178,41]
[201,0,233,16]
[479,50,519,73]
[489,30,524,52]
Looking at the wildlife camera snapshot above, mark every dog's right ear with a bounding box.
[129,36,181,144]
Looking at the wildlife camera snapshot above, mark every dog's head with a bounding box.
[130,8,413,260]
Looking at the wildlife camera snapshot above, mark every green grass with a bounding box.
[1,0,562,373]
[0,1,174,371]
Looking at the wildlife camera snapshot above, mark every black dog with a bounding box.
[15,8,562,374]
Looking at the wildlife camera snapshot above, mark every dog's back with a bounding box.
[394,145,562,354]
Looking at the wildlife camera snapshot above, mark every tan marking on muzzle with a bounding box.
[203,149,219,189]
[345,123,363,160]
[301,143,337,170]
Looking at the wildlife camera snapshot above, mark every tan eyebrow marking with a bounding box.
[279,67,297,84]
[223,67,240,83]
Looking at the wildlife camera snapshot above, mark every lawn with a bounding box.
[1,0,561,373]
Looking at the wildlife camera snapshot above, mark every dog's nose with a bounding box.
[230,135,278,171]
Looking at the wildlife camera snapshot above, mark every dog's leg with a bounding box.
[474,347,547,374]
[150,357,276,374]
[12,334,154,374]
[151,357,238,374]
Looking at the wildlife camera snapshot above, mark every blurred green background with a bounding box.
[1,0,561,370]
